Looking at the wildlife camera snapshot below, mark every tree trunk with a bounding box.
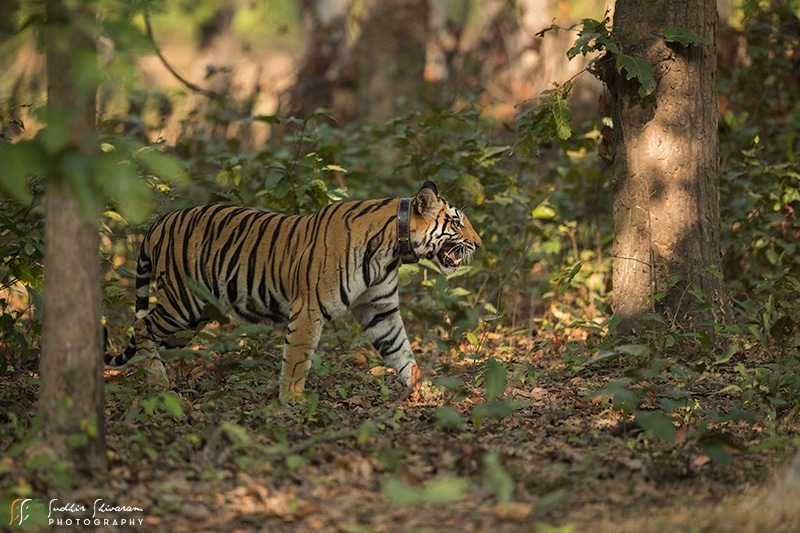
[39,0,106,473]
[605,0,731,336]
[356,0,428,122]
[283,0,356,122]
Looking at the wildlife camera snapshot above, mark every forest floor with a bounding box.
[2,326,800,533]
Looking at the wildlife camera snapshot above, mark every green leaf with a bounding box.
[606,314,622,333]
[700,439,732,465]
[471,401,513,428]
[664,25,708,47]
[66,432,89,449]
[136,147,187,181]
[617,54,656,97]
[560,262,583,294]
[285,454,306,470]
[484,358,507,401]
[220,422,254,446]
[551,95,572,140]
[483,453,514,504]
[161,392,184,418]
[69,47,101,100]
[614,344,651,358]
[382,478,420,506]
[586,349,619,365]
[698,329,711,348]
[432,376,463,392]
[63,149,103,219]
[96,157,152,224]
[714,343,739,365]
[38,110,73,154]
[635,411,676,442]
[434,405,464,430]
[320,163,347,173]
[705,264,724,279]
[478,145,511,165]
[692,302,713,313]
[423,477,468,504]
[356,420,377,445]
[187,278,229,325]
[593,379,639,414]
[699,432,743,464]
[531,203,556,220]
[466,331,480,347]
[456,173,486,202]
[0,142,40,203]
[382,477,467,507]
[79,417,98,439]
[566,17,615,59]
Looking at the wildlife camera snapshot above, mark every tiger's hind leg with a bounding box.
[105,244,172,387]
[135,331,170,388]
[128,309,190,388]
[351,302,420,400]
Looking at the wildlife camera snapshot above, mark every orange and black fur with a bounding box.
[105,182,481,399]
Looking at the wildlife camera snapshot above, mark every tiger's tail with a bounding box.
[104,242,153,366]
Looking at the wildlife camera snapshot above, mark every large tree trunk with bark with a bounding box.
[604,0,731,336]
[39,0,106,473]
[356,0,428,122]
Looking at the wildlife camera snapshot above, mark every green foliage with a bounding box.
[482,452,514,504]
[483,358,507,401]
[516,85,573,157]
[382,476,467,507]
[526,16,713,152]
[616,54,655,98]
[0,187,44,370]
[539,13,657,99]
[2,413,76,491]
[731,354,800,422]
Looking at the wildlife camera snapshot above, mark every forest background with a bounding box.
[1,0,800,531]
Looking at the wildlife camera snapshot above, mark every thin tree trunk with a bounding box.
[356,0,428,122]
[605,0,731,336]
[283,0,356,122]
[39,0,106,473]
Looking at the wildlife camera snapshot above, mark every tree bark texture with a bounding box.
[606,0,731,334]
[283,0,356,122]
[40,0,106,472]
[356,0,428,122]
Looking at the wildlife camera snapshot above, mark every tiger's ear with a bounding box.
[413,181,441,220]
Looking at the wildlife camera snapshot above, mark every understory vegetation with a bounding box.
[1,2,800,531]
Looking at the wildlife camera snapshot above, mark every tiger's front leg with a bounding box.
[280,310,324,400]
[352,302,421,400]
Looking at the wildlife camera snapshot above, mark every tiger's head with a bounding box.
[409,181,482,274]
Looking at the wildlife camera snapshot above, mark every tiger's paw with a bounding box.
[144,355,171,389]
[278,388,303,402]
[278,377,308,402]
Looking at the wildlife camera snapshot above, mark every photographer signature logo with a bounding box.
[9,498,144,527]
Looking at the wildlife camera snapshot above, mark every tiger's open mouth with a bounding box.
[437,244,469,270]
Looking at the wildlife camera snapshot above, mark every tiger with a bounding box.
[105,181,481,400]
